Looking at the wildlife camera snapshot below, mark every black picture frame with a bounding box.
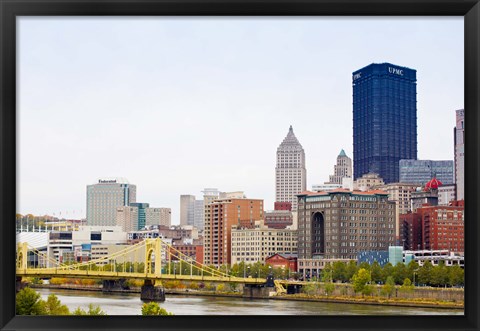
[1,0,479,330]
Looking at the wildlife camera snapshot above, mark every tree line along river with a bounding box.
[36,288,464,316]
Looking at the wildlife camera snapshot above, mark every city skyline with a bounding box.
[17,17,463,223]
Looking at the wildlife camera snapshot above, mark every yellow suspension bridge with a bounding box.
[16,238,291,300]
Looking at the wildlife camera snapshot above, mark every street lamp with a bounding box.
[413,269,419,286]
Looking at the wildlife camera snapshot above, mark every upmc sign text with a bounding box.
[388,67,404,76]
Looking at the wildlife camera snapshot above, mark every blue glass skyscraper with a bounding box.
[352,63,417,184]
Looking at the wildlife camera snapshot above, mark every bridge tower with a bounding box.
[141,238,165,301]
[145,238,162,275]
[16,243,28,292]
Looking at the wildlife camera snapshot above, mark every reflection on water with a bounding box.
[36,288,463,316]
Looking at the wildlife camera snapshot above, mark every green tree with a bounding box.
[301,282,317,295]
[351,268,371,296]
[400,278,414,292]
[381,263,394,283]
[141,302,173,316]
[448,265,464,287]
[324,282,335,296]
[332,261,347,282]
[44,294,70,315]
[346,260,359,281]
[73,303,106,315]
[230,262,242,277]
[31,278,43,285]
[363,284,374,296]
[16,287,47,315]
[406,260,419,281]
[392,263,407,285]
[381,276,395,298]
[321,263,333,282]
[370,261,383,284]
[417,261,433,286]
[431,262,449,287]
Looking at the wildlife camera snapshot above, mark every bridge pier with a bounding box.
[243,275,276,299]
[16,276,26,293]
[102,279,130,293]
[140,280,165,302]
[286,284,302,294]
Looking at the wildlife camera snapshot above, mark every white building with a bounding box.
[438,184,457,206]
[45,226,127,265]
[116,206,139,232]
[326,149,352,185]
[230,220,298,265]
[180,194,205,230]
[311,183,342,192]
[86,177,136,227]
[90,244,145,265]
[145,207,171,227]
[354,172,385,191]
[275,126,306,211]
[376,182,420,239]
[179,195,195,226]
[193,200,204,231]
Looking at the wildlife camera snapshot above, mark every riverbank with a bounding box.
[29,283,463,310]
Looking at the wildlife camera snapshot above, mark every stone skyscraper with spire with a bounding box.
[275,126,306,211]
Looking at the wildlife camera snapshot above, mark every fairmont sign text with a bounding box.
[99,179,117,183]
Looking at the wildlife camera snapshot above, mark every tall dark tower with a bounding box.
[352,63,417,184]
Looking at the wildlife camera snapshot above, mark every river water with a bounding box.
[36,288,463,316]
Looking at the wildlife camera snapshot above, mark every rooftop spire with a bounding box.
[338,149,347,157]
[278,126,302,149]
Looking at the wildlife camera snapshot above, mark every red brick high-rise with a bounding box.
[203,198,263,266]
[419,201,464,253]
[399,212,422,250]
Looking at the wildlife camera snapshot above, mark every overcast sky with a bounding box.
[17,17,464,223]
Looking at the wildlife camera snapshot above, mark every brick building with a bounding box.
[265,254,297,272]
[399,212,422,250]
[419,200,464,253]
[203,198,263,266]
[264,210,293,229]
[169,244,204,264]
[297,189,396,260]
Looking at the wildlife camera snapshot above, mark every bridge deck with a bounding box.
[16,268,266,284]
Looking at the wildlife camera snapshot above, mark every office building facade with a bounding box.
[419,201,464,253]
[297,189,396,260]
[194,200,205,231]
[399,160,454,185]
[326,149,352,185]
[353,63,417,184]
[86,178,136,227]
[145,207,171,227]
[377,182,420,240]
[438,184,456,206]
[130,202,149,230]
[203,198,264,266]
[180,195,195,226]
[230,221,298,265]
[455,109,465,200]
[275,126,306,211]
[399,212,422,251]
[264,210,294,229]
[354,172,385,191]
[116,206,139,232]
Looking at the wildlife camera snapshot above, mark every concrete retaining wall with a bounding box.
[315,283,463,302]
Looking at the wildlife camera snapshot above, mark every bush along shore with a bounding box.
[26,276,463,310]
